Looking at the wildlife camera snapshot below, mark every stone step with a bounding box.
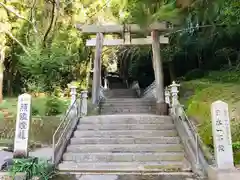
[58,174,197,180]
[101,106,156,110]
[100,107,156,111]
[102,99,155,102]
[62,152,184,162]
[77,124,175,130]
[74,130,178,138]
[101,112,157,115]
[58,161,187,172]
[105,88,135,91]
[105,92,136,94]
[101,106,156,109]
[105,89,135,93]
[100,111,156,115]
[79,115,173,124]
[100,109,156,115]
[105,95,137,98]
[104,90,137,98]
[66,144,183,153]
[70,137,181,145]
[101,103,156,106]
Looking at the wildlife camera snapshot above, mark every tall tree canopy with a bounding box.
[0,0,239,100]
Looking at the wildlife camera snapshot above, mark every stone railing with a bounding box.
[168,81,213,177]
[142,81,213,177]
[142,81,170,104]
[142,81,156,99]
[99,85,106,102]
[52,88,88,165]
[130,81,141,97]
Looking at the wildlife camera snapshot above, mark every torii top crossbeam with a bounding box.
[76,22,168,34]
[76,22,170,47]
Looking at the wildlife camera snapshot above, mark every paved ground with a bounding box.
[0,147,52,169]
[73,175,196,180]
[0,150,13,168]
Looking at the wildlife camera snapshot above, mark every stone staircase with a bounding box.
[58,114,191,174]
[58,89,195,178]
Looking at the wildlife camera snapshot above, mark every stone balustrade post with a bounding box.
[80,91,88,116]
[104,77,108,89]
[170,81,180,106]
[164,87,170,105]
[70,85,77,106]
[169,81,180,115]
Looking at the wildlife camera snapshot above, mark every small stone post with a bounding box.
[207,100,240,180]
[169,81,180,115]
[211,100,234,169]
[14,93,32,158]
[164,87,170,105]
[70,85,77,106]
[80,91,88,116]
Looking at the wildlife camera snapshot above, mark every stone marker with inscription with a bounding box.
[13,93,32,158]
[211,100,234,169]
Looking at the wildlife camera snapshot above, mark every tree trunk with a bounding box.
[0,68,3,102]
[86,52,92,89]
[168,61,176,82]
[0,53,5,103]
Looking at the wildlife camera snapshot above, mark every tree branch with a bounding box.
[5,30,30,56]
[43,0,57,47]
[0,2,37,33]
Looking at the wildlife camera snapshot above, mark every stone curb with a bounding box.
[0,172,26,180]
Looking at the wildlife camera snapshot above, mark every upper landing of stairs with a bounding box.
[103,89,138,99]
[100,89,156,115]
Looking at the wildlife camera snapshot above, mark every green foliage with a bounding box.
[121,0,180,26]
[45,96,63,116]
[205,70,240,83]
[31,105,40,116]
[185,69,205,81]
[9,158,54,179]
[233,142,240,151]
[181,73,240,164]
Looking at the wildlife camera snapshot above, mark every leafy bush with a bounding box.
[45,96,62,116]
[8,157,54,179]
[24,79,44,94]
[206,70,240,83]
[31,105,40,116]
[185,69,205,81]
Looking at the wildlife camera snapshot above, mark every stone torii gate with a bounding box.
[76,22,170,114]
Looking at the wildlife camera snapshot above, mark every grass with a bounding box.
[0,96,97,147]
[0,96,70,146]
[0,96,69,119]
[180,70,240,164]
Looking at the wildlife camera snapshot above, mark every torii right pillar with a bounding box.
[151,30,168,115]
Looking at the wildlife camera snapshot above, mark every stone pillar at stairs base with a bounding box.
[208,166,240,180]
[156,102,169,115]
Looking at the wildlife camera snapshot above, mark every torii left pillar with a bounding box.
[151,30,168,115]
[92,32,104,104]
